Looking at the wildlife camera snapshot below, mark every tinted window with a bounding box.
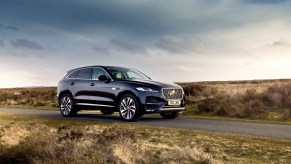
[92,68,107,80]
[106,67,150,80]
[127,71,144,79]
[67,70,79,79]
[76,68,92,79]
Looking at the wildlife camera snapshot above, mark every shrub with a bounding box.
[0,87,57,108]
[193,83,291,120]
[0,122,213,164]
[243,99,265,119]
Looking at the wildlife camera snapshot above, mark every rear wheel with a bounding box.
[100,109,114,115]
[160,112,179,119]
[60,94,77,117]
[118,94,142,122]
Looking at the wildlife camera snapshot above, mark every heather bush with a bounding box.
[193,83,291,120]
[183,84,206,97]
[1,81,291,120]
[0,87,57,108]
[0,122,213,164]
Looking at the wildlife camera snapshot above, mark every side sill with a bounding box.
[76,103,115,108]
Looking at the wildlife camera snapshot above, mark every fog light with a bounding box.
[146,97,161,104]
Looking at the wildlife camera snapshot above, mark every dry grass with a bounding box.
[0,113,290,163]
[0,113,213,164]
[0,87,57,108]
[1,79,291,121]
[180,79,291,121]
[180,79,291,96]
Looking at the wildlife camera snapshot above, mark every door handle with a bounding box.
[70,82,75,85]
[90,83,95,86]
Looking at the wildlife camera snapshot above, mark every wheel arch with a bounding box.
[58,90,74,106]
[116,90,142,108]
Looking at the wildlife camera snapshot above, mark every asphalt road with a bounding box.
[0,107,290,139]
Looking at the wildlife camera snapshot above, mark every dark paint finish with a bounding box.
[57,66,186,116]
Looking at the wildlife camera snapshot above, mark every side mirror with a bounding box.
[98,75,109,82]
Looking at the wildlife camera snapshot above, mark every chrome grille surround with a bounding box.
[162,88,183,100]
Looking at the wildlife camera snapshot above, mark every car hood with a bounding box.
[117,79,182,89]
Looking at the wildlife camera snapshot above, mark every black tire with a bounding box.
[118,94,142,122]
[59,94,78,117]
[160,112,179,119]
[100,109,115,115]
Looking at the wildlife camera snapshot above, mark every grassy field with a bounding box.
[0,112,290,163]
[180,79,291,121]
[1,79,291,122]
[0,87,57,109]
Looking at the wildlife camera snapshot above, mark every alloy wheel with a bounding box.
[120,97,136,120]
[60,96,72,116]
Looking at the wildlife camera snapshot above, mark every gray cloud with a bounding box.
[0,23,19,30]
[1,0,291,87]
[156,36,205,54]
[0,0,173,37]
[109,39,148,55]
[93,47,110,55]
[0,40,4,47]
[11,39,43,50]
[244,0,287,5]
[0,0,289,42]
[0,0,246,38]
[272,39,291,48]
[5,26,19,30]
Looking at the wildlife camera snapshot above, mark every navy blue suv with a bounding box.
[57,66,186,121]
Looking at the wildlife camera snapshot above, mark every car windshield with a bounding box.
[105,67,151,80]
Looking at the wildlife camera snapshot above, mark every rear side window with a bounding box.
[67,70,79,79]
[76,68,92,79]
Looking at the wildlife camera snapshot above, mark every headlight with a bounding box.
[136,87,159,92]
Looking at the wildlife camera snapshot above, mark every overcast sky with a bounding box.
[1,0,291,88]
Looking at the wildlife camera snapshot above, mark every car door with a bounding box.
[68,68,92,104]
[87,67,118,107]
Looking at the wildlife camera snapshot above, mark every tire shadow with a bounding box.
[75,113,168,123]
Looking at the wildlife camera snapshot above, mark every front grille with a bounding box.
[162,88,183,100]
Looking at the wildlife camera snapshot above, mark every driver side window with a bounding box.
[127,71,143,79]
[92,68,107,80]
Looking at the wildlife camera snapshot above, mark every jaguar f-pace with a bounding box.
[57,66,186,121]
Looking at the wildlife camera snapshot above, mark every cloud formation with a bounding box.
[1,0,291,87]
[272,39,291,48]
[156,36,205,54]
[0,0,253,38]
[245,0,287,5]
[109,39,148,55]
[11,39,43,50]
[5,26,19,30]
[93,47,110,55]
[0,23,19,30]
[0,40,4,47]
[175,66,191,72]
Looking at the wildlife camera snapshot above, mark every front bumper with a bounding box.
[142,95,186,113]
[159,106,186,112]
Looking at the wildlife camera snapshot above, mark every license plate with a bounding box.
[168,100,181,106]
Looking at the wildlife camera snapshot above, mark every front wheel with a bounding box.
[60,94,78,117]
[118,94,142,122]
[160,112,179,119]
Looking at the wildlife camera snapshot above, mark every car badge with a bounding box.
[169,90,176,95]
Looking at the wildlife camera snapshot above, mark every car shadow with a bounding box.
[75,113,167,123]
